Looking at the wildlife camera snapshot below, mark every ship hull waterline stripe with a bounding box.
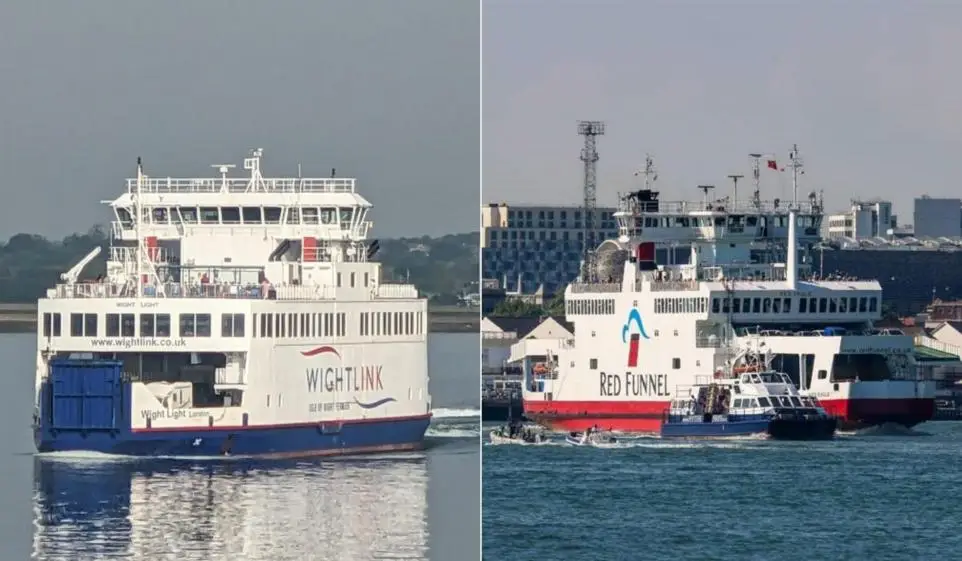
[35,415,432,458]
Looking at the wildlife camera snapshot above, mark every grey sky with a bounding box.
[0,0,478,240]
[483,0,961,225]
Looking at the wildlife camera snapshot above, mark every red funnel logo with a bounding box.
[621,308,650,368]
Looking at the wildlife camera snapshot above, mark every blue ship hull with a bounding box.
[660,414,837,440]
[661,418,770,438]
[35,415,432,458]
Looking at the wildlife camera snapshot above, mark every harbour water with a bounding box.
[0,333,479,561]
[482,422,962,561]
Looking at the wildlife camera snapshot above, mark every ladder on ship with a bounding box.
[705,384,720,415]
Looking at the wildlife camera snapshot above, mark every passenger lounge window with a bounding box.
[70,313,98,336]
[42,313,62,337]
[121,314,135,337]
[140,313,171,337]
[106,313,134,337]
[180,313,212,337]
[221,313,245,337]
[106,314,120,337]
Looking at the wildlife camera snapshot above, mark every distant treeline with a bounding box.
[0,228,478,304]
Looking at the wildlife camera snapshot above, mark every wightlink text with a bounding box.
[306,366,384,393]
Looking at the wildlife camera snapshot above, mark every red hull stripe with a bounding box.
[132,413,432,433]
[525,397,936,431]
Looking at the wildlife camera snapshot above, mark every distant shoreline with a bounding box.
[0,304,479,335]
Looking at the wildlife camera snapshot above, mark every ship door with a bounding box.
[44,359,125,433]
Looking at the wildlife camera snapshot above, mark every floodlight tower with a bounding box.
[578,120,605,282]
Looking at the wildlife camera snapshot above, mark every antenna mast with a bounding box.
[697,185,715,210]
[578,120,605,282]
[634,153,657,190]
[727,174,743,209]
[789,144,804,208]
[135,157,143,300]
[749,153,763,210]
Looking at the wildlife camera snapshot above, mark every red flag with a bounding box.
[767,159,778,170]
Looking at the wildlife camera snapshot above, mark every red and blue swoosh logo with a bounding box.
[301,346,340,358]
[301,346,395,409]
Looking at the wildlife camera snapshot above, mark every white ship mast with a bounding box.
[788,144,804,208]
[634,154,658,190]
[135,157,143,300]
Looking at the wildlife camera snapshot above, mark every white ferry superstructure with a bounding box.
[34,148,431,457]
[521,149,935,432]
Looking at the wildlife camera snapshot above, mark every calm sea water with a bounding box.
[0,333,479,561]
[483,421,962,561]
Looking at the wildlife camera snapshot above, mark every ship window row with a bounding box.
[118,206,355,227]
[359,311,424,337]
[251,310,425,339]
[710,295,878,315]
[566,298,615,315]
[254,312,347,339]
[43,312,248,339]
[654,297,708,314]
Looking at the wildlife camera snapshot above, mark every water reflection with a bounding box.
[32,454,429,561]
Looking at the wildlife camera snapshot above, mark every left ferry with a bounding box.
[34,148,432,457]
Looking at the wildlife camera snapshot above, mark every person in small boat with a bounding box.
[507,418,522,438]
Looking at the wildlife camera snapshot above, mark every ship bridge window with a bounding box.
[848,297,857,312]
[116,208,133,229]
[839,298,847,313]
[285,208,300,225]
[200,207,219,224]
[177,207,198,224]
[320,208,337,225]
[180,313,211,337]
[819,298,827,313]
[221,207,241,224]
[264,207,282,224]
[69,313,98,337]
[339,208,354,228]
[732,298,741,313]
[302,207,319,224]
[242,207,262,224]
[869,297,878,312]
[800,298,808,313]
[829,298,837,313]
[222,313,245,337]
[752,298,760,313]
[763,298,771,313]
[859,297,867,312]
[152,208,169,224]
[42,313,62,337]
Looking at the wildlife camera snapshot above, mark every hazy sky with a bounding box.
[0,1,478,240]
[483,0,962,225]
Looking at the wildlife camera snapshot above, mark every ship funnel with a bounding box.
[787,209,797,289]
